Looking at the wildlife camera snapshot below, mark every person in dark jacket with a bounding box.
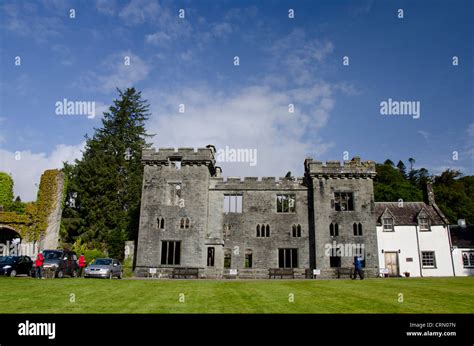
[35,252,44,279]
[352,255,364,280]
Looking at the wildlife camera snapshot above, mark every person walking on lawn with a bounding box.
[78,254,86,277]
[35,252,44,279]
[352,255,364,280]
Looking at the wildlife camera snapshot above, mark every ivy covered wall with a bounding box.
[0,169,66,243]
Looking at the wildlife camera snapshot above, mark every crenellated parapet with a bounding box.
[304,156,376,179]
[209,176,307,190]
[142,146,216,169]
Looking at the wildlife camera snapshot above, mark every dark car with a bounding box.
[0,256,33,277]
[32,250,79,278]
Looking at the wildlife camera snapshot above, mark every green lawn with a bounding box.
[0,277,473,314]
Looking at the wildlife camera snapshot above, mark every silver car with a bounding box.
[84,258,123,279]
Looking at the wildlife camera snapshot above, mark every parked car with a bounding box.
[84,258,123,279]
[31,250,78,278]
[0,256,33,277]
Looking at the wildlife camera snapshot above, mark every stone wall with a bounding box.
[135,148,379,278]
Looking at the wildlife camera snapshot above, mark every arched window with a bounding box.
[185,218,190,229]
[160,218,165,229]
[358,223,363,236]
[297,224,301,237]
[256,224,261,237]
[292,224,297,237]
[353,223,358,236]
[266,224,270,237]
[180,218,185,229]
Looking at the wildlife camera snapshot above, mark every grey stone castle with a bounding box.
[135,145,379,278]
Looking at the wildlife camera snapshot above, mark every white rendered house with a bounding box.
[375,187,454,277]
[449,225,474,276]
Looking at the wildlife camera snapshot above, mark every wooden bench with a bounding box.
[269,268,294,279]
[172,267,199,279]
[336,267,354,278]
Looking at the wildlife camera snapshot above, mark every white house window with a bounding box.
[462,251,474,268]
[419,218,430,231]
[223,194,243,213]
[421,251,436,268]
[383,218,394,232]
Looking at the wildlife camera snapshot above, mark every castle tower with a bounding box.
[135,147,216,277]
[305,157,379,277]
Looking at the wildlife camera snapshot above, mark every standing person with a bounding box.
[352,255,364,280]
[78,254,86,277]
[35,252,44,279]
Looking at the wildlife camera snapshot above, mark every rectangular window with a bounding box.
[383,218,394,232]
[278,249,298,268]
[276,194,296,213]
[223,194,243,213]
[329,254,341,268]
[224,250,232,268]
[462,251,474,268]
[167,183,182,206]
[161,241,181,265]
[245,252,253,268]
[334,192,354,211]
[419,218,430,231]
[207,247,215,267]
[421,251,436,268]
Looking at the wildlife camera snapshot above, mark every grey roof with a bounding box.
[375,202,445,226]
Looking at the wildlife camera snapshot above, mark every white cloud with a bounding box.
[417,130,430,142]
[95,0,117,16]
[119,0,160,25]
[0,142,85,202]
[145,32,172,46]
[267,28,334,86]
[144,82,335,178]
[1,2,63,43]
[77,51,150,94]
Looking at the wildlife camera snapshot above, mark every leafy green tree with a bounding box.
[384,159,394,166]
[62,88,152,259]
[374,163,423,202]
[0,172,14,206]
[408,157,415,171]
[396,160,406,177]
[433,170,474,224]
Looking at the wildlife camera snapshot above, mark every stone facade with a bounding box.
[135,146,379,278]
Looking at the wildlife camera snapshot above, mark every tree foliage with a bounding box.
[62,88,152,259]
[374,161,474,224]
[0,172,14,206]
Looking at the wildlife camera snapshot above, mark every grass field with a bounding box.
[0,277,473,314]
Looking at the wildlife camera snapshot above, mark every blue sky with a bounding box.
[0,0,472,201]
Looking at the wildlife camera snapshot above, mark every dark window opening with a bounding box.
[161,241,181,265]
[276,194,296,213]
[278,248,298,268]
[334,192,354,211]
[207,247,215,267]
[353,222,362,236]
[224,249,231,268]
[245,250,253,268]
[330,222,339,237]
